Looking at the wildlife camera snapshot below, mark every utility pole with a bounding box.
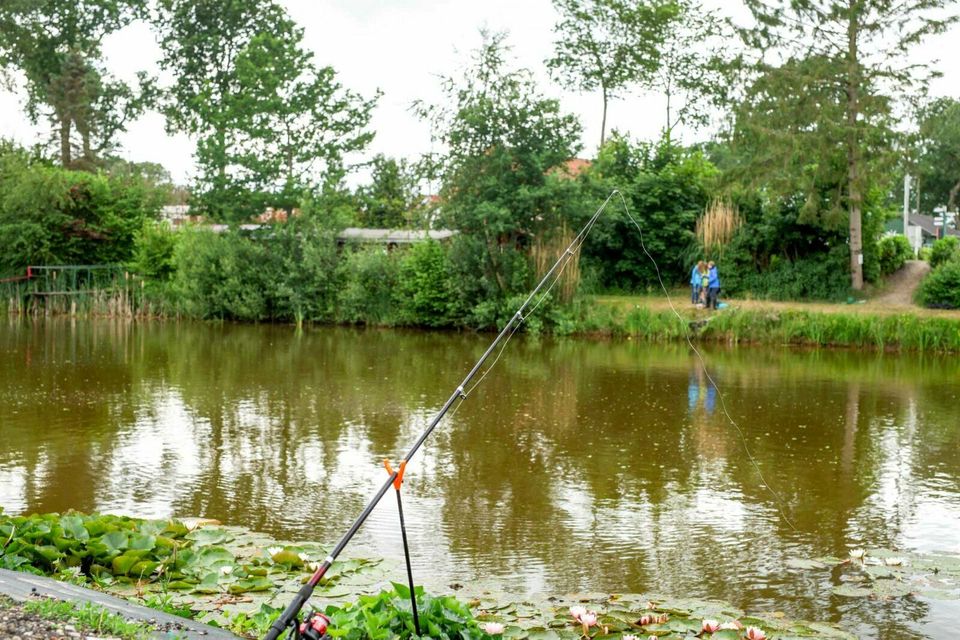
[902,174,911,251]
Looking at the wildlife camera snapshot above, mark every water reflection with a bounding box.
[2,318,960,638]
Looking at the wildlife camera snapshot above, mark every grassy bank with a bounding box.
[579,296,960,352]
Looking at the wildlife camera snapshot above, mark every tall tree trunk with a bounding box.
[600,84,608,148]
[59,114,72,168]
[948,178,960,213]
[846,3,864,291]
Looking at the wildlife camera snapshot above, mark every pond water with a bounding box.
[1,318,959,639]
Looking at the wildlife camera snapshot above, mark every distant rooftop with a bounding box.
[337,228,457,244]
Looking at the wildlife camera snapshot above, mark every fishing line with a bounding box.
[613,191,799,533]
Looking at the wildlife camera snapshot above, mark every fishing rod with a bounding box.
[263,191,618,640]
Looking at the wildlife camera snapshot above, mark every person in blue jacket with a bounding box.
[690,260,705,304]
[707,261,721,309]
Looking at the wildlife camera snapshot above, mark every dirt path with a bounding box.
[868,260,930,307]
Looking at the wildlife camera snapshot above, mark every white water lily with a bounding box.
[267,546,283,557]
[219,565,233,575]
[481,622,505,635]
[298,552,311,562]
[306,561,321,571]
[884,556,904,566]
[849,548,866,559]
[720,621,742,630]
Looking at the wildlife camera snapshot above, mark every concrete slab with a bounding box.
[0,568,242,639]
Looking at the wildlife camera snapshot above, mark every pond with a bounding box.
[1,318,959,639]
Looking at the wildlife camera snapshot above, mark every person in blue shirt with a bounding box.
[707,261,721,309]
[690,260,704,304]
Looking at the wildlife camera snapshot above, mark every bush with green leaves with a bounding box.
[918,260,960,309]
[0,144,164,275]
[323,583,490,640]
[929,235,960,268]
[396,240,458,327]
[877,234,913,276]
[336,247,400,324]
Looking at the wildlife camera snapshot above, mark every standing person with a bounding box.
[707,261,721,309]
[691,260,704,304]
[699,262,709,307]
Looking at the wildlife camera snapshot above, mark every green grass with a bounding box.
[20,598,157,640]
[578,304,960,352]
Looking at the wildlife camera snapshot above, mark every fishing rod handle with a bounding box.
[264,583,315,640]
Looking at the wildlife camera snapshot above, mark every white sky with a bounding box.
[1,0,958,187]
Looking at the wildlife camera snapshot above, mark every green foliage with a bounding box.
[929,236,960,268]
[323,584,489,640]
[546,0,672,145]
[336,247,400,325]
[129,221,177,282]
[918,260,960,309]
[418,32,583,326]
[580,137,715,290]
[0,1,154,167]
[877,234,913,276]
[397,241,458,327]
[170,227,275,320]
[156,0,375,221]
[356,155,422,228]
[914,97,960,213]
[0,145,163,274]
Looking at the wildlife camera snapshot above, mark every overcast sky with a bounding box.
[2,0,959,186]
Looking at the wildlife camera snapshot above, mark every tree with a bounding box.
[742,0,958,290]
[546,0,673,147]
[0,0,153,168]
[156,0,375,221]
[646,0,731,140]
[418,32,582,319]
[355,155,422,228]
[915,97,960,215]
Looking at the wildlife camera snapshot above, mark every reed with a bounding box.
[532,222,580,304]
[697,198,742,259]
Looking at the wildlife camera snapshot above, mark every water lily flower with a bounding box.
[580,611,598,627]
[719,621,742,630]
[849,548,865,559]
[482,622,504,635]
[638,614,654,626]
[569,605,587,621]
[267,546,283,557]
[746,626,767,640]
[702,619,720,633]
[623,635,639,640]
[298,552,311,562]
[884,557,904,566]
[656,614,669,624]
[219,566,233,575]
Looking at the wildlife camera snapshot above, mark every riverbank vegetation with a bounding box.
[2,0,960,327]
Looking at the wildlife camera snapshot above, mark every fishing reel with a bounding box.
[293,611,330,640]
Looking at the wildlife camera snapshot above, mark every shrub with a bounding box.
[396,241,457,327]
[929,236,960,268]
[335,247,400,324]
[918,260,960,309]
[877,234,913,276]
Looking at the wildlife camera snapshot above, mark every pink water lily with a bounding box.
[482,622,505,635]
[719,621,742,630]
[702,619,720,633]
[569,605,587,621]
[638,614,654,626]
[580,611,598,627]
[746,627,767,640]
